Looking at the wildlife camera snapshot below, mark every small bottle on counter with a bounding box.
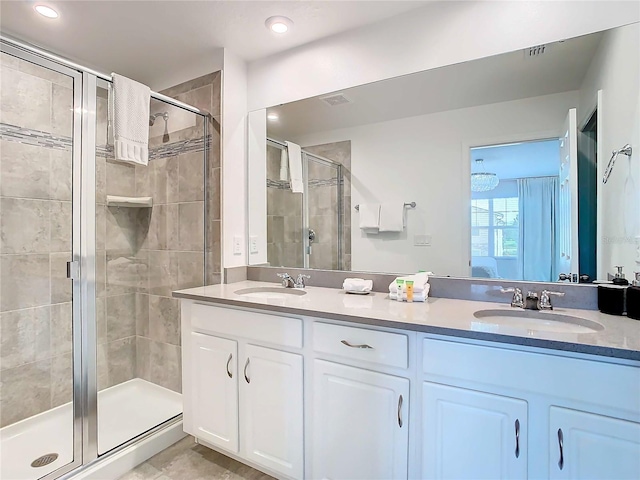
[396,279,405,302]
[626,272,640,320]
[598,266,629,315]
[405,280,414,303]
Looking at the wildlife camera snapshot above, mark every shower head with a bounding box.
[149,112,170,143]
[149,112,168,126]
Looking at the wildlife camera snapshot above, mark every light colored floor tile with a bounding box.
[118,436,275,480]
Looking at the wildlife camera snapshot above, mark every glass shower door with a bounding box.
[0,47,82,480]
[304,153,343,270]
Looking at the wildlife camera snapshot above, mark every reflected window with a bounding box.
[471,197,519,258]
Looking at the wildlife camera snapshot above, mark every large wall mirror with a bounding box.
[247,23,640,283]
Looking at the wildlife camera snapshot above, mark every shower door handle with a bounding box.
[66,261,79,280]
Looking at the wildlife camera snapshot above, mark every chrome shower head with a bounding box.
[149,112,168,126]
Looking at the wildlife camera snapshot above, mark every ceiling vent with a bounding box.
[525,44,548,58]
[319,92,352,107]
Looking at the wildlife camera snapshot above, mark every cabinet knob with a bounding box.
[244,357,251,384]
[226,353,233,379]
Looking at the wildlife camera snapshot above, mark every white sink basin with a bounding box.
[234,287,307,299]
[473,309,604,334]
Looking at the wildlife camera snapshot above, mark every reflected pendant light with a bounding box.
[471,159,499,192]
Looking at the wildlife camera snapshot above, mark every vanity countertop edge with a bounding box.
[174,281,640,362]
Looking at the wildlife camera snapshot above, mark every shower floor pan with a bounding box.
[0,378,182,480]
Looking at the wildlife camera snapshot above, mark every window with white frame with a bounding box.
[471,197,519,257]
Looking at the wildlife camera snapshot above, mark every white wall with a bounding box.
[294,91,579,276]
[221,49,248,267]
[247,1,639,110]
[578,23,640,279]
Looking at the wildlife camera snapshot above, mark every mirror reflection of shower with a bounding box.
[149,111,170,143]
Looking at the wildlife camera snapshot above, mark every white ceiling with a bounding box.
[0,0,430,90]
[267,31,603,139]
[471,139,561,180]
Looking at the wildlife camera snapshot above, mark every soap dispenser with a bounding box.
[598,266,628,315]
[626,272,640,320]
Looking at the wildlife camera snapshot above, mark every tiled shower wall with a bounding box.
[0,53,74,427]
[266,144,303,267]
[96,72,222,394]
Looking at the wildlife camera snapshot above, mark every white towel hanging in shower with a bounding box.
[287,141,303,193]
[109,73,151,166]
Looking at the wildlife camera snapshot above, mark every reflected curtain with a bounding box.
[517,177,559,282]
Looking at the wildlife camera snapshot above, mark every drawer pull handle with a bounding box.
[515,419,520,458]
[341,340,373,349]
[557,428,564,470]
[226,353,233,379]
[244,357,251,384]
[397,394,403,428]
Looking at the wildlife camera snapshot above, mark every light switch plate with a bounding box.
[414,234,432,246]
[233,235,242,255]
[250,236,259,254]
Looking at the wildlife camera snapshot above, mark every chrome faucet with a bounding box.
[502,287,565,310]
[277,273,296,288]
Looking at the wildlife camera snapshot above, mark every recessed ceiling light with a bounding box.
[34,4,59,18]
[267,113,279,121]
[265,16,293,34]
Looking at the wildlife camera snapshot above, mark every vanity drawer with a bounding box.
[191,303,303,348]
[313,322,408,369]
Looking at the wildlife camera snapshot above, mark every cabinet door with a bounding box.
[312,360,409,480]
[190,333,239,452]
[549,407,640,479]
[422,382,527,480]
[240,344,304,479]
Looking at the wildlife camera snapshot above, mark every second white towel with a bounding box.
[379,202,405,232]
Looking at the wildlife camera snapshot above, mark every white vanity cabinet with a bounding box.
[182,302,305,479]
[548,407,640,480]
[310,322,411,480]
[189,333,239,452]
[422,382,527,480]
[312,360,409,480]
[421,337,640,480]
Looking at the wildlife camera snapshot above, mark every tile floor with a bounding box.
[118,436,275,480]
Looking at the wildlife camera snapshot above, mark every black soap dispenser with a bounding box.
[626,272,640,320]
[598,266,628,315]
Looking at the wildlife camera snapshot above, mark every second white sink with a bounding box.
[473,309,604,334]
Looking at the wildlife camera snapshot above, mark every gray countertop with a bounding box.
[174,281,640,362]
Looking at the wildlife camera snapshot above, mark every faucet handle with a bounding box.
[539,290,566,310]
[295,274,310,288]
[277,272,293,287]
[501,287,524,308]
[277,272,290,278]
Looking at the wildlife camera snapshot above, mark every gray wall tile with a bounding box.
[0,359,51,427]
[1,198,51,254]
[106,336,136,387]
[150,341,181,393]
[50,302,72,356]
[149,295,180,346]
[1,254,50,311]
[0,140,50,199]
[50,352,72,407]
[178,202,204,251]
[106,294,136,342]
[49,201,72,252]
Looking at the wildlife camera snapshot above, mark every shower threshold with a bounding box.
[0,378,182,480]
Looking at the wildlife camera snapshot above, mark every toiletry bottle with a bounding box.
[626,273,640,320]
[406,280,414,303]
[396,280,405,302]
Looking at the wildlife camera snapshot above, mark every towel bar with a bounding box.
[355,202,416,211]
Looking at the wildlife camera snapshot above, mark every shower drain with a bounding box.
[31,453,59,468]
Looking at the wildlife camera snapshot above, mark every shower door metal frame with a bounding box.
[302,152,344,270]
[0,42,85,480]
[1,35,210,480]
